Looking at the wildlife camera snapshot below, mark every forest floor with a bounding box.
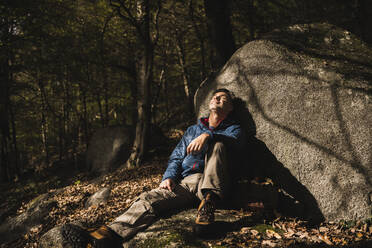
[1,130,372,248]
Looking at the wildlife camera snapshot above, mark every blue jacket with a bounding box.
[162,115,245,182]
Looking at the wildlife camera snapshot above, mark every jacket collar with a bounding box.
[199,113,237,130]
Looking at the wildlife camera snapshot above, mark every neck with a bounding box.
[208,111,228,127]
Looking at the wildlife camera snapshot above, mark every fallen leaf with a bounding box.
[319,226,329,232]
[319,234,333,245]
[284,228,295,238]
[362,223,367,232]
[262,240,277,247]
[310,235,321,243]
[356,232,363,238]
[266,229,282,239]
[296,231,309,239]
[251,229,259,236]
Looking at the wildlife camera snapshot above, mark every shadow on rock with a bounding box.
[230,98,325,225]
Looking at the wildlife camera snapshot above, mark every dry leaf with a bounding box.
[362,223,367,233]
[251,229,259,236]
[356,232,363,238]
[266,229,282,239]
[262,240,277,247]
[319,226,329,232]
[284,228,295,238]
[319,234,333,245]
[310,235,322,243]
[296,231,309,239]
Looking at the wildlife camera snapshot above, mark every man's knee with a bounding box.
[210,141,226,153]
[138,188,168,205]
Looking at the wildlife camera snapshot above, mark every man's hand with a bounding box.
[187,133,210,154]
[159,178,175,191]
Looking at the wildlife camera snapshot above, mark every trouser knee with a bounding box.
[210,141,226,153]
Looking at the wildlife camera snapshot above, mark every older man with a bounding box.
[62,88,246,247]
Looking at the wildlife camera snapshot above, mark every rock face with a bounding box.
[0,193,57,244]
[86,125,167,175]
[38,222,86,248]
[195,23,372,221]
[86,126,134,175]
[85,187,111,208]
[123,209,241,248]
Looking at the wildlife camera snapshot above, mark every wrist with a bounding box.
[203,133,211,138]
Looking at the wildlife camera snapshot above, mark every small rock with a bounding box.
[85,187,111,208]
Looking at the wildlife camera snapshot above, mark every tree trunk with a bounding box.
[189,0,207,78]
[126,0,153,168]
[38,69,50,166]
[0,62,11,182]
[176,39,194,116]
[356,0,372,45]
[96,92,105,128]
[204,0,236,70]
[0,42,12,181]
[80,84,89,149]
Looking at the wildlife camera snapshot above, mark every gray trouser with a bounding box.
[109,141,230,240]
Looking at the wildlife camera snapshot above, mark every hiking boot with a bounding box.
[195,193,216,225]
[61,223,123,248]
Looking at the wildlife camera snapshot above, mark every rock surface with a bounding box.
[0,193,57,244]
[86,126,133,175]
[85,187,111,208]
[38,222,86,248]
[123,209,241,248]
[195,23,372,221]
[86,124,167,175]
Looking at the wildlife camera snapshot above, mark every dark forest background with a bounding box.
[1,0,372,183]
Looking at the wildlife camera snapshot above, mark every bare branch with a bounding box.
[109,0,140,31]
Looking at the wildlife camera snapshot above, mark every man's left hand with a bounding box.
[187,133,210,154]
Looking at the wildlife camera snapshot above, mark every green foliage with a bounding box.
[253,223,283,234]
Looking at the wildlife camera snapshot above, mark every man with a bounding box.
[62,88,245,247]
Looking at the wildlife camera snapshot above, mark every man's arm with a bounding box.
[186,133,210,154]
[159,178,175,191]
[161,128,189,183]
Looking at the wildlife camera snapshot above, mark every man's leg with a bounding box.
[109,173,202,240]
[197,141,231,200]
[195,141,230,225]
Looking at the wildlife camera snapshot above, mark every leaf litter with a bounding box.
[3,145,372,248]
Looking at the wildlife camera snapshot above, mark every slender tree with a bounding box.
[204,0,236,70]
[110,0,160,167]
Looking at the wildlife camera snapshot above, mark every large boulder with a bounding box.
[86,125,167,175]
[195,23,372,221]
[0,193,57,244]
[38,221,86,248]
[86,126,134,175]
[123,209,241,248]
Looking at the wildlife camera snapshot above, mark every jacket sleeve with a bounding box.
[162,128,189,182]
